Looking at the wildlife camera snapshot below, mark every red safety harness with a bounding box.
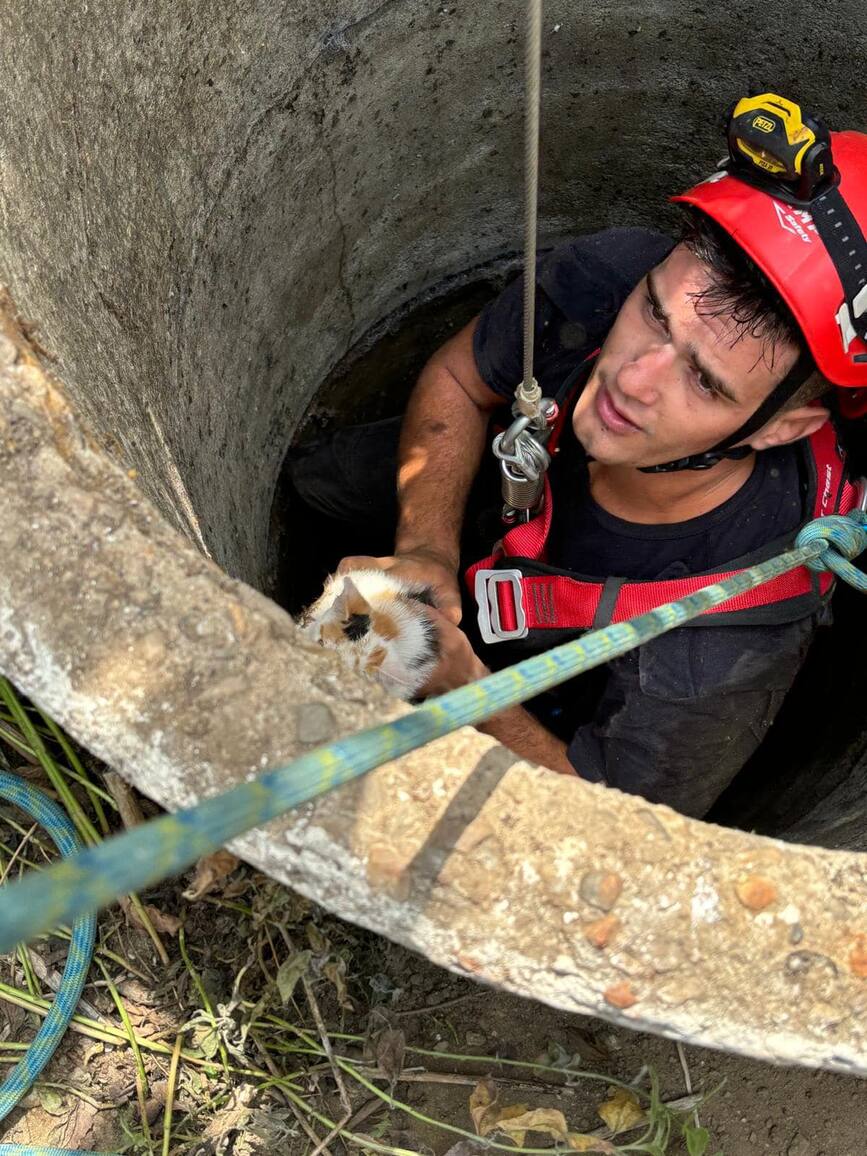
[466,391,859,646]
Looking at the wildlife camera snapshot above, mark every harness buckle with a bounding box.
[474,569,528,644]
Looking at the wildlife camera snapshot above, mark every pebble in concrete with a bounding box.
[296,702,337,745]
[579,870,623,911]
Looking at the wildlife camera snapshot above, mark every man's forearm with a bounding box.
[477,706,577,777]
[395,365,489,563]
[395,351,491,566]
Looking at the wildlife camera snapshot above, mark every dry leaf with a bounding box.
[36,1086,65,1115]
[119,897,182,937]
[322,956,353,1010]
[471,1081,568,1146]
[306,922,329,953]
[469,1079,618,1151]
[141,904,182,937]
[183,849,240,901]
[375,1027,406,1089]
[83,1042,104,1066]
[492,1106,567,1146]
[222,876,250,899]
[202,1082,256,1141]
[567,1135,618,1153]
[276,951,312,1003]
[596,1087,645,1135]
[469,1077,498,1134]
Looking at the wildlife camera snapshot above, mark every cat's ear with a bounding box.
[336,574,372,617]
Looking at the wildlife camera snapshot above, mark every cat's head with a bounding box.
[300,573,391,677]
[299,570,440,698]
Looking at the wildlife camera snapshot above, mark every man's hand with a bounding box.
[418,610,576,777]
[417,608,489,696]
[337,548,464,624]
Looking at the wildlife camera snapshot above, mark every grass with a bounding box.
[0,679,725,1156]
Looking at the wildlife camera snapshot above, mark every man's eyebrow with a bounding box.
[646,270,739,403]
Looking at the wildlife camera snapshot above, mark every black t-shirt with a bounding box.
[547,401,804,581]
[473,226,806,582]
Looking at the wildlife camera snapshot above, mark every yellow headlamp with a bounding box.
[726,93,836,204]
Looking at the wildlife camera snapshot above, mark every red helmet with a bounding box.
[673,96,867,418]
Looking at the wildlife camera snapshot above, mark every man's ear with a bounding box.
[747,404,830,452]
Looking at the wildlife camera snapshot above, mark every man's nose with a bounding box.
[616,344,673,406]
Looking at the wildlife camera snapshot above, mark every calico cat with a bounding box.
[298,569,441,700]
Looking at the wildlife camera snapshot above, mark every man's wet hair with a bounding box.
[679,208,831,406]
[679,208,804,352]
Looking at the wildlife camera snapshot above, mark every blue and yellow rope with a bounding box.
[0,512,864,1155]
[0,774,97,1149]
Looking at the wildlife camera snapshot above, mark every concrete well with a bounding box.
[0,1,865,1072]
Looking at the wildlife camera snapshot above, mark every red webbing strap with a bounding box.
[608,566,831,623]
[463,474,555,594]
[811,420,851,517]
[838,479,858,516]
[473,563,834,635]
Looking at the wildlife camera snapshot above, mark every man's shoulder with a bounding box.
[538,228,675,320]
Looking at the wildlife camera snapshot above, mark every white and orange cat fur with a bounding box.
[299,570,441,700]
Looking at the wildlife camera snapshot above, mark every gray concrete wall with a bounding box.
[1,2,863,584]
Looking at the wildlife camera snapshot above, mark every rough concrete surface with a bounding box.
[0,307,864,1076]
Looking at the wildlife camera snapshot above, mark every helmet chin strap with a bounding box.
[638,354,815,473]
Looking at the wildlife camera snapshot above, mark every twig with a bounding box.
[676,1040,701,1129]
[0,822,39,885]
[363,1067,560,1094]
[162,1033,184,1156]
[347,1097,386,1131]
[288,1097,332,1155]
[308,1108,353,1156]
[277,926,352,1116]
[250,1027,335,1156]
[178,926,230,1076]
[95,959,151,1142]
[301,973,352,1115]
[24,945,105,1021]
[393,990,487,1017]
[35,1080,123,1111]
[104,770,145,829]
[0,981,230,1074]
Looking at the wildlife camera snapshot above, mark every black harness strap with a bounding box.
[811,185,867,349]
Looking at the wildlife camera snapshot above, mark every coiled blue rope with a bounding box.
[0,1149,107,1155]
[0,773,97,1151]
[0,511,864,1156]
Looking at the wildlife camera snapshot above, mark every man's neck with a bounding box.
[587,452,757,525]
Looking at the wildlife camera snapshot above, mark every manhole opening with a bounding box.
[268,262,867,848]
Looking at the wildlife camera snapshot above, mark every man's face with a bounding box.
[571,244,800,468]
